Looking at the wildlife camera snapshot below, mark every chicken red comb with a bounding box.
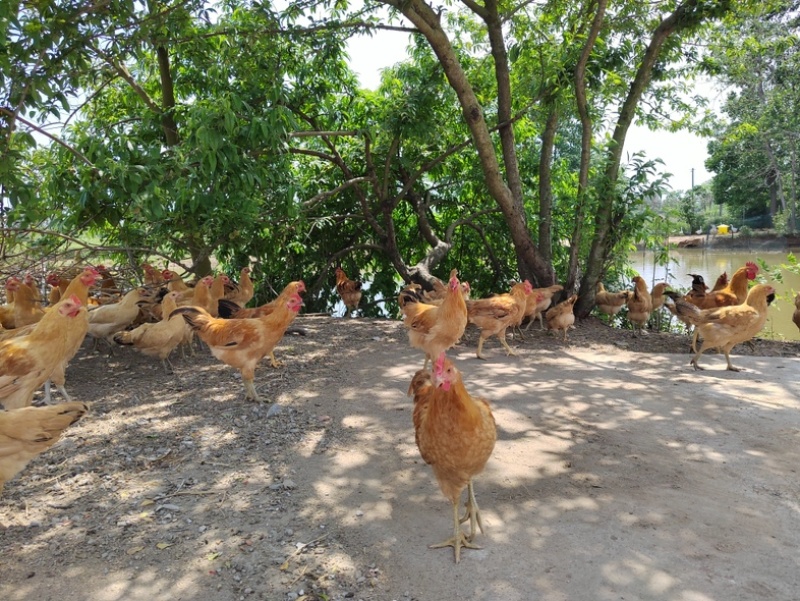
[68,294,82,306]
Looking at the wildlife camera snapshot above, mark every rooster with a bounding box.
[335,267,363,318]
[171,293,303,401]
[409,355,496,563]
[667,284,774,371]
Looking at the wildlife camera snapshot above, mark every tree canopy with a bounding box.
[1,0,790,316]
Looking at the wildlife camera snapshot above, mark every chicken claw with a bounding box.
[431,502,481,563]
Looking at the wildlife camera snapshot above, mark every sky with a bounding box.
[346,31,717,191]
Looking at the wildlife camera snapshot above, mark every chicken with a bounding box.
[218,281,306,319]
[400,269,468,369]
[87,287,154,345]
[594,282,630,317]
[208,273,231,317]
[466,281,532,359]
[335,267,363,317]
[162,269,190,293]
[112,291,186,372]
[0,402,89,494]
[650,282,669,312]
[523,284,564,331]
[142,263,165,287]
[177,275,213,307]
[40,269,103,403]
[0,277,19,329]
[711,272,728,292]
[11,277,45,328]
[545,294,578,341]
[626,276,653,336]
[409,355,496,563]
[420,276,471,305]
[0,295,87,410]
[686,262,758,310]
[224,267,255,308]
[171,293,303,401]
[668,284,774,371]
[45,272,70,305]
[793,293,800,334]
[22,272,41,302]
[94,264,121,303]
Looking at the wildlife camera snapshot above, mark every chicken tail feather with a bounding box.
[169,306,209,330]
[217,298,242,319]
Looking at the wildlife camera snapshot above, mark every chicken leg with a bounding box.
[430,500,481,563]
[459,481,485,541]
[498,331,517,356]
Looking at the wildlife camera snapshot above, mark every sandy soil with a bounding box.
[1,316,799,601]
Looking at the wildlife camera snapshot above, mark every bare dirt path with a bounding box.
[2,316,799,601]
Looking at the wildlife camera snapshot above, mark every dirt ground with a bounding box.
[2,315,800,601]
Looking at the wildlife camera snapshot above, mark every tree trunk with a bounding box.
[575,0,731,317]
[380,0,553,286]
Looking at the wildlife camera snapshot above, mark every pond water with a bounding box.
[630,248,800,342]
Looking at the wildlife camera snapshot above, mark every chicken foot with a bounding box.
[243,377,261,402]
[458,481,485,541]
[430,501,481,563]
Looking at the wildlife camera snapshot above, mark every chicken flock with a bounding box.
[0,258,789,564]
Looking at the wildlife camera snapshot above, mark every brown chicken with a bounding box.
[0,402,89,494]
[650,282,670,313]
[224,267,255,308]
[335,267,363,317]
[685,262,758,310]
[409,355,496,563]
[218,281,306,320]
[177,275,213,307]
[171,293,303,401]
[10,277,45,328]
[208,273,230,317]
[142,263,165,287]
[22,272,41,302]
[400,269,469,369]
[87,287,154,344]
[420,276,471,305]
[466,281,532,359]
[0,277,19,329]
[162,269,190,293]
[668,284,774,371]
[0,295,87,410]
[523,284,564,331]
[594,282,630,317]
[113,291,186,372]
[546,294,578,341]
[626,276,653,336]
[793,293,800,334]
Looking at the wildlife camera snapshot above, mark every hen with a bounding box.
[162,269,190,294]
[466,281,532,359]
[224,267,255,308]
[88,287,154,346]
[0,402,89,494]
[523,284,564,331]
[400,269,468,369]
[409,355,496,563]
[218,281,306,320]
[0,295,87,410]
[171,293,303,401]
[546,294,578,341]
[594,282,630,317]
[626,276,653,336]
[113,291,186,373]
[335,267,362,318]
[668,284,774,371]
[10,276,45,328]
[793,293,800,334]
